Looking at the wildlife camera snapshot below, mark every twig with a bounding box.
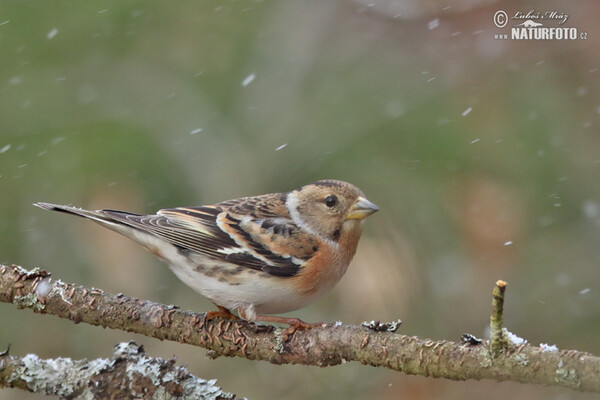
[1,264,599,393]
[490,279,508,355]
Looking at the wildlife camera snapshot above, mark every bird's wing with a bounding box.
[100,202,318,277]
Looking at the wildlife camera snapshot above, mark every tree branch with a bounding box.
[1,264,599,393]
[0,341,236,399]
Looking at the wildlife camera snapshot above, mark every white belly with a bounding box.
[168,257,318,316]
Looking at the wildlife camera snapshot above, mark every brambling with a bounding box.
[35,180,378,331]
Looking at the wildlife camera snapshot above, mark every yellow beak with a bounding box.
[346,196,379,220]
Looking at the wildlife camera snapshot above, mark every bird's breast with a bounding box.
[290,221,364,296]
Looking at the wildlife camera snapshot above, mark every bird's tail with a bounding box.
[33,202,140,235]
[34,202,186,264]
[34,202,107,220]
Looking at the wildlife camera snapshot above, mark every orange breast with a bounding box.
[290,221,363,295]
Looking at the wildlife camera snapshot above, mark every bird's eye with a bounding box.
[324,195,337,208]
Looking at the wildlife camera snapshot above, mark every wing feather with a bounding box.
[99,202,317,277]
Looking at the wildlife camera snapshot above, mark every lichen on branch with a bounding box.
[0,340,235,399]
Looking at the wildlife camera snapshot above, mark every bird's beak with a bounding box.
[346,197,379,220]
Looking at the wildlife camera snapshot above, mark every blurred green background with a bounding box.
[1,0,599,398]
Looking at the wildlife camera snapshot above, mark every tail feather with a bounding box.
[34,202,154,245]
[34,202,186,263]
[34,202,108,220]
[33,202,141,233]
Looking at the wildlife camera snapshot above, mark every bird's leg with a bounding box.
[237,307,323,340]
[203,305,240,323]
[254,315,324,341]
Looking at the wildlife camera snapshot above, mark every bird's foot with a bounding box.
[203,305,240,324]
[255,315,324,341]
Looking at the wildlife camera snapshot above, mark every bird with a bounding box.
[34,179,378,332]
